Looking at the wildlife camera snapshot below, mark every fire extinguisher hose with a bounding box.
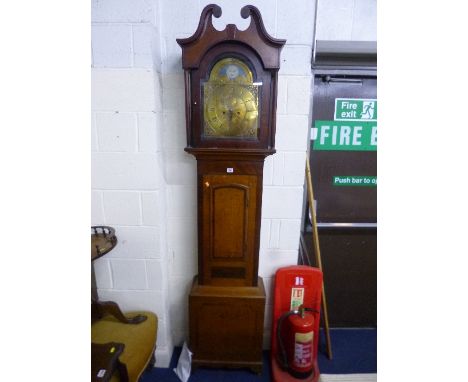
[276,306,320,372]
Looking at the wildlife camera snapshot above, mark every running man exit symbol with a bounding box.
[361,101,375,120]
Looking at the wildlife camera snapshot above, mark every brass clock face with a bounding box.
[203,58,260,139]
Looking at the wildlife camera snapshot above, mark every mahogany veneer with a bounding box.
[177,4,285,371]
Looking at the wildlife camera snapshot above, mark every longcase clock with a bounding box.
[177,4,285,372]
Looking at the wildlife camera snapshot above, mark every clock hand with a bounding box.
[226,109,233,130]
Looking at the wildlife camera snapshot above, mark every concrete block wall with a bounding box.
[91,69,173,367]
[91,0,174,367]
[91,0,160,69]
[91,0,376,365]
[316,0,377,41]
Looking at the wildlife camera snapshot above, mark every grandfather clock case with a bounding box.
[177,4,285,372]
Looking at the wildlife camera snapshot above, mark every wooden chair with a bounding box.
[91,300,158,382]
[91,226,158,382]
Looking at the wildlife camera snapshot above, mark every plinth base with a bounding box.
[189,276,266,373]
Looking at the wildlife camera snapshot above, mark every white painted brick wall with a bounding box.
[259,217,303,255]
[111,259,148,289]
[283,152,307,185]
[90,0,172,367]
[167,217,198,278]
[167,186,197,219]
[263,156,274,185]
[162,112,186,149]
[277,1,316,45]
[168,275,192,345]
[260,219,271,250]
[161,3,199,37]
[146,260,165,290]
[132,24,154,67]
[91,112,98,152]
[287,76,312,115]
[316,0,377,41]
[92,24,133,67]
[137,112,160,152]
[351,0,377,40]
[316,0,355,41]
[163,150,197,186]
[92,0,158,68]
[272,153,285,186]
[91,190,105,224]
[156,320,168,348]
[279,46,313,76]
[96,112,138,152]
[262,187,304,219]
[141,191,160,225]
[92,0,155,23]
[259,249,300,278]
[276,76,288,115]
[104,226,160,259]
[93,258,113,289]
[161,35,189,74]
[91,0,376,360]
[102,191,142,225]
[275,114,310,151]
[279,219,302,250]
[92,69,158,111]
[269,220,281,248]
[161,73,184,90]
[91,152,160,190]
[162,87,185,111]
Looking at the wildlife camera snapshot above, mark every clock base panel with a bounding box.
[188,275,266,373]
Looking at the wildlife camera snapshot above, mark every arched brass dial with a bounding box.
[203,58,260,138]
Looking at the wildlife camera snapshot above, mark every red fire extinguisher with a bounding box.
[277,305,319,379]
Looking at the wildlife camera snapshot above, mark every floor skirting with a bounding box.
[320,374,377,382]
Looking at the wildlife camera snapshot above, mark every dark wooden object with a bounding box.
[92,226,117,261]
[178,4,285,153]
[189,276,265,373]
[91,342,128,382]
[177,4,285,372]
[196,155,266,286]
[301,228,377,327]
[177,5,285,286]
[92,300,147,325]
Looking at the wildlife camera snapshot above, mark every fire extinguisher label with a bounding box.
[294,331,314,368]
[290,287,304,310]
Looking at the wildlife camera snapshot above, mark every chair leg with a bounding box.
[116,359,129,382]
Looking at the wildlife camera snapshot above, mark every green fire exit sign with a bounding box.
[335,98,377,122]
[313,121,377,151]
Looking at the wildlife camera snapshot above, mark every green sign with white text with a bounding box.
[313,121,377,151]
[335,98,377,121]
[333,176,377,187]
